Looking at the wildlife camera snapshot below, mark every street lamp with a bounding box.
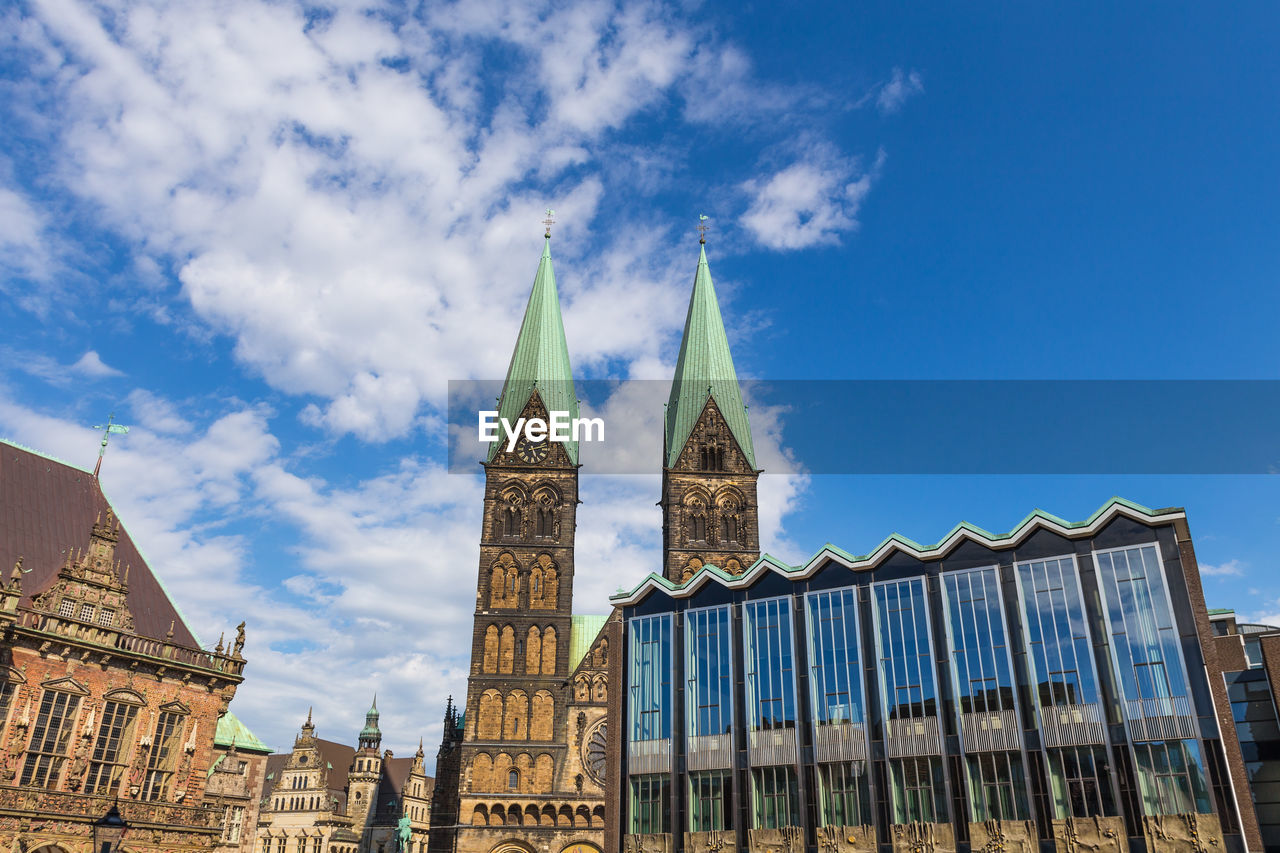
[93,801,128,853]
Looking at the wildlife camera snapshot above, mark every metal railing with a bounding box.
[1039,702,1106,747]
[960,709,1022,752]
[748,728,798,767]
[628,738,672,774]
[1125,695,1198,742]
[813,721,867,763]
[687,733,733,771]
[884,716,942,758]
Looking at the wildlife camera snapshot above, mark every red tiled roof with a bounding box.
[0,440,200,647]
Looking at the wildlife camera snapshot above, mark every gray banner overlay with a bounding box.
[447,380,1280,475]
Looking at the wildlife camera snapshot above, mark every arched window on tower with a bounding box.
[508,769,519,790]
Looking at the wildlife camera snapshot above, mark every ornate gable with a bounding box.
[29,508,135,633]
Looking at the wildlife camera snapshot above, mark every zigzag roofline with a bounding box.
[610,496,1185,605]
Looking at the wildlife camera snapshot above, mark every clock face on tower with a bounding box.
[515,435,549,464]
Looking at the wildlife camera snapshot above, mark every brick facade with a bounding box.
[0,442,248,853]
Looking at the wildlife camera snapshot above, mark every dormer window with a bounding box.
[58,600,75,619]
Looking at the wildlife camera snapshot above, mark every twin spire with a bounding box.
[489,235,580,463]
[494,223,754,470]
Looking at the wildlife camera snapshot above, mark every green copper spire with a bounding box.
[665,242,756,468]
[488,236,579,463]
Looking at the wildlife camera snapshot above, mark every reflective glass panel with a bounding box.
[629,614,673,742]
[744,597,796,731]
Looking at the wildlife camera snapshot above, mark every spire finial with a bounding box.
[697,213,710,245]
[542,208,556,238]
[306,706,313,725]
[91,413,131,479]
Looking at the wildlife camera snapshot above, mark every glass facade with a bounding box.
[744,597,796,732]
[628,614,673,743]
[1095,545,1191,712]
[805,587,864,727]
[1046,745,1116,818]
[943,567,1016,719]
[630,774,670,833]
[816,761,870,826]
[618,522,1236,848]
[872,578,937,722]
[686,606,734,739]
[1016,555,1101,709]
[1227,669,1280,849]
[751,765,799,829]
[689,771,733,832]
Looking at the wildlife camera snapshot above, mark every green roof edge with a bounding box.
[611,497,1182,601]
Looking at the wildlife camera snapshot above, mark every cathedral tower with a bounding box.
[661,239,761,582]
[448,232,603,853]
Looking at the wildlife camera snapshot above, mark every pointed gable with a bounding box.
[0,440,200,646]
[488,236,579,463]
[665,242,756,469]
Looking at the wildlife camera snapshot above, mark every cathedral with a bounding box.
[428,228,759,853]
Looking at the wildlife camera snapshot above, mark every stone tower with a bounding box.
[450,234,604,853]
[347,697,383,834]
[661,240,761,583]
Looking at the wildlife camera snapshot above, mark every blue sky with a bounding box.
[1,0,1277,762]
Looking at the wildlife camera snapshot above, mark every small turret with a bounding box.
[358,695,381,751]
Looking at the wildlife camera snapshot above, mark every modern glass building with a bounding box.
[607,499,1256,853]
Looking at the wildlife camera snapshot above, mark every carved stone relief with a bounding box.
[816,825,877,853]
[622,833,674,853]
[746,826,804,853]
[1051,815,1125,853]
[889,821,957,853]
[1142,812,1223,853]
[969,820,1037,853]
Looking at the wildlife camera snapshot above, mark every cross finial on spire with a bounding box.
[697,213,710,245]
[91,413,131,479]
[542,208,556,238]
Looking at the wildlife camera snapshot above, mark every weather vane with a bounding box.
[697,214,710,244]
[91,412,130,479]
[543,208,556,238]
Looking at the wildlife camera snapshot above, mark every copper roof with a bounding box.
[0,440,199,646]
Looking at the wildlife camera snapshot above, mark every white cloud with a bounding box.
[1200,558,1245,577]
[877,67,923,115]
[741,149,884,250]
[71,350,124,378]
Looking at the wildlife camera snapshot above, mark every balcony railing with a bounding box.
[748,727,798,767]
[1124,695,1198,742]
[814,721,867,763]
[960,709,1022,752]
[628,738,672,774]
[1039,702,1106,747]
[0,784,221,829]
[884,716,942,758]
[687,733,733,771]
[11,608,244,676]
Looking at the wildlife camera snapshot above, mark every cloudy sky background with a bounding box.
[2,0,1279,763]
